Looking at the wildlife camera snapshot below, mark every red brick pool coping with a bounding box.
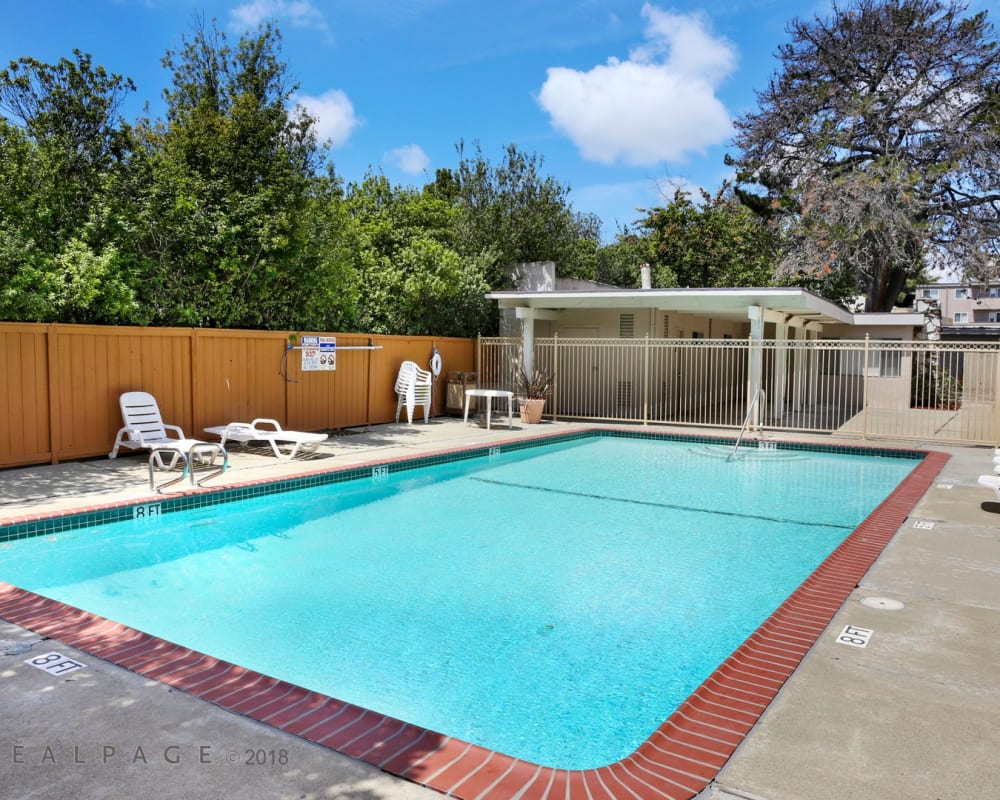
[0,437,950,800]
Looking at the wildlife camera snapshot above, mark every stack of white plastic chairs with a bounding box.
[977,449,1000,501]
[394,360,433,424]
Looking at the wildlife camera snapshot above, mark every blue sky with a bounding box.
[2,0,861,240]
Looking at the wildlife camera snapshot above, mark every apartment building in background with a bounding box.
[917,281,1000,334]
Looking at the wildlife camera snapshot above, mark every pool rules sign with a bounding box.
[301,336,336,371]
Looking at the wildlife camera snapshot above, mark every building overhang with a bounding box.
[488,287,921,330]
[849,311,926,328]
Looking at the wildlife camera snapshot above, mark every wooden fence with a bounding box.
[0,323,475,468]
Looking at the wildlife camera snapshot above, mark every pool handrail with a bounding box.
[728,386,764,461]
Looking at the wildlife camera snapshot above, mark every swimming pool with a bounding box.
[0,430,948,798]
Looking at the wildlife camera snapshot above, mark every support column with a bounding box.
[748,306,764,429]
[773,317,789,420]
[521,314,535,374]
[807,324,822,413]
[792,323,808,413]
[514,306,561,375]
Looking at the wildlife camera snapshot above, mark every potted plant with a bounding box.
[513,359,553,424]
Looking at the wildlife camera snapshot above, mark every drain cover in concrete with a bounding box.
[861,596,905,611]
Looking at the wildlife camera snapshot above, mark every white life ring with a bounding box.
[430,351,443,378]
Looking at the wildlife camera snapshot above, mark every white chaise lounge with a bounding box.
[109,391,227,491]
[977,451,1000,502]
[204,419,328,460]
[979,447,1000,502]
[978,474,1000,501]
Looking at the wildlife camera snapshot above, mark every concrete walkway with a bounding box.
[1,420,998,799]
[700,442,1000,800]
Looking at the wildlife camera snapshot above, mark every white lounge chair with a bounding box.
[977,448,1000,501]
[204,419,328,460]
[978,474,1000,501]
[394,360,433,424]
[109,391,203,462]
[108,391,227,491]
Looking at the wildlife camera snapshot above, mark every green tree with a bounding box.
[593,226,654,288]
[290,169,364,332]
[0,49,134,217]
[0,51,138,321]
[732,0,1000,310]
[447,141,601,287]
[124,17,331,328]
[346,171,491,336]
[0,20,634,335]
[639,187,779,289]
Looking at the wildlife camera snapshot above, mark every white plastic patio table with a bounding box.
[463,389,514,430]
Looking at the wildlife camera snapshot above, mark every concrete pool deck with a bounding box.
[0,419,998,799]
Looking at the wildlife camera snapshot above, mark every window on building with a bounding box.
[989,287,1000,298]
[988,312,1000,323]
[872,341,902,377]
[843,339,902,378]
[923,288,939,299]
[953,312,969,323]
[691,331,705,339]
[618,313,635,338]
[954,287,970,299]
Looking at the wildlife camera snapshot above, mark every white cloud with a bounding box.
[230,0,330,38]
[537,3,736,166]
[385,144,431,175]
[295,89,360,146]
[632,5,736,85]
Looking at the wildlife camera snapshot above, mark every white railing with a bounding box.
[477,335,1000,446]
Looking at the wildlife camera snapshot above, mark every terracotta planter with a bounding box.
[518,397,546,424]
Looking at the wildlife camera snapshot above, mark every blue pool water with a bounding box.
[0,436,918,769]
